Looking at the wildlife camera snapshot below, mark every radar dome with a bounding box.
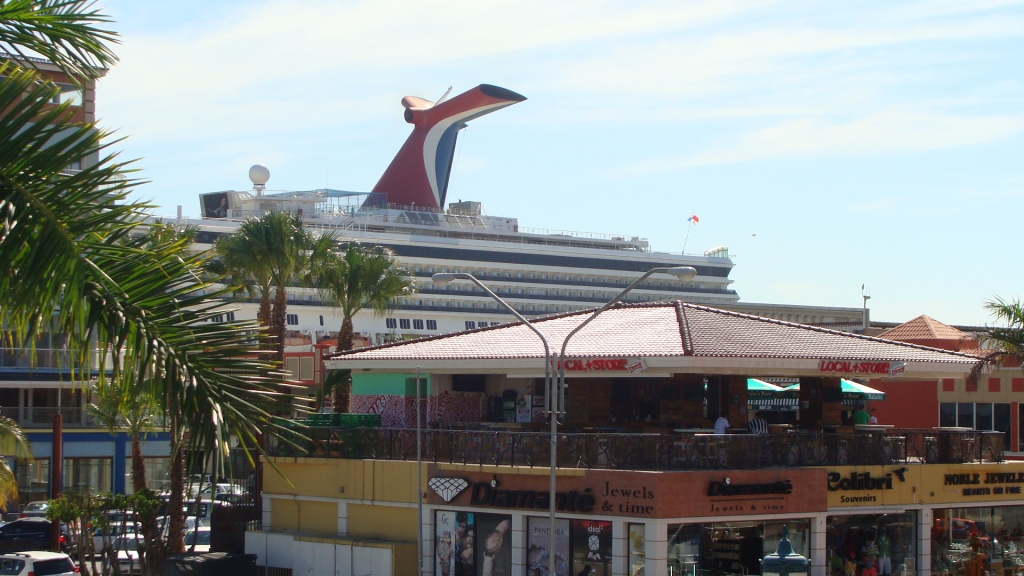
[249,164,270,187]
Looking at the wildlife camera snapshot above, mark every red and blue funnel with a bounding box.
[363,84,526,209]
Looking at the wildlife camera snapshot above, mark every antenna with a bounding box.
[435,85,453,105]
[249,163,270,196]
[861,284,871,331]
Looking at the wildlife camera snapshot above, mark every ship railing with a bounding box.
[268,427,1005,470]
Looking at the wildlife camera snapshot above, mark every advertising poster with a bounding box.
[628,524,646,576]
[200,192,229,218]
[527,517,571,576]
[453,511,475,576]
[571,520,613,576]
[476,513,512,576]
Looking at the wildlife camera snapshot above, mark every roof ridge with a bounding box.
[676,302,983,360]
[675,300,694,355]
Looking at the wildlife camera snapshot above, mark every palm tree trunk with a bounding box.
[258,292,272,327]
[333,317,355,413]
[166,386,185,554]
[131,435,147,493]
[271,286,287,362]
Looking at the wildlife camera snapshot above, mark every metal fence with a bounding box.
[269,427,1004,471]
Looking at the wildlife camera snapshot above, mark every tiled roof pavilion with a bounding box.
[327,302,981,378]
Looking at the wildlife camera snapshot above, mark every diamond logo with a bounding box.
[429,477,469,502]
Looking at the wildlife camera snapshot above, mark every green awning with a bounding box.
[783,379,886,401]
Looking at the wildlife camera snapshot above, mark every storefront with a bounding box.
[427,466,826,576]
[822,463,1024,576]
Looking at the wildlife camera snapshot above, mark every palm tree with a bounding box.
[310,243,413,411]
[2,3,302,559]
[216,211,317,361]
[985,297,1024,362]
[0,416,31,512]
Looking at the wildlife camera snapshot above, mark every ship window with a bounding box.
[529,305,536,311]
[415,266,422,272]
[529,289,536,295]
[428,267,434,273]
[386,318,397,329]
[455,268,461,273]
[478,321,488,327]
[442,302,448,307]
[530,274,535,279]
[454,301,460,308]
[452,285,459,291]
[506,272,511,277]
[542,275,547,280]
[413,319,424,330]
[465,321,476,330]
[286,314,298,325]
[319,315,324,326]
[426,320,437,330]
[399,319,410,329]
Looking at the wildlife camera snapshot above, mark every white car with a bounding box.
[111,534,146,575]
[184,526,211,553]
[92,522,137,553]
[18,501,48,519]
[0,551,77,575]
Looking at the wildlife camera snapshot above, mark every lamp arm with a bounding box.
[457,273,551,360]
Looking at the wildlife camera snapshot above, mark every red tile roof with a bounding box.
[332,302,978,364]
[877,315,970,342]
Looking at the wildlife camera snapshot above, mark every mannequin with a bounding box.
[876,532,892,576]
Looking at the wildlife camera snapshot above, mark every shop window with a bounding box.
[426,320,437,330]
[124,457,171,494]
[399,319,411,329]
[939,403,958,428]
[933,507,1024,573]
[828,513,916,576]
[669,519,810,576]
[413,319,424,330]
[285,357,300,380]
[299,357,314,381]
[629,524,646,576]
[14,458,50,505]
[958,403,975,429]
[64,457,112,495]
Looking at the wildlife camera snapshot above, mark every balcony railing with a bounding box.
[269,428,1004,471]
[0,407,96,428]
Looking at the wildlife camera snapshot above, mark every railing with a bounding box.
[269,428,1004,471]
[0,407,97,428]
[0,347,74,369]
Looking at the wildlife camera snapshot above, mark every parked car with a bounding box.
[18,502,48,519]
[111,534,145,575]
[183,526,211,553]
[92,522,137,554]
[0,551,76,575]
[0,519,69,553]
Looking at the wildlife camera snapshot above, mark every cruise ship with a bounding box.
[176,84,862,350]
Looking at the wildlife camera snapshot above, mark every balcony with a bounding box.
[268,427,1004,471]
[0,407,96,428]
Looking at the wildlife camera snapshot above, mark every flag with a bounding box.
[688,214,699,224]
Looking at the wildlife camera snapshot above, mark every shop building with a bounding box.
[866,315,1022,454]
[247,302,1024,576]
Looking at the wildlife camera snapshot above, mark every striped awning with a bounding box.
[783,379,886,401]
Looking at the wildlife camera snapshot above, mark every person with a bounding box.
[748,411,769,434]
[853,403,871,425]
[868,409,879,425]
[714,415,730,434]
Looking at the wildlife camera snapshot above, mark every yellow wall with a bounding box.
[270,498,338,534]
[935,368,1024,403]
[265,457,424,503]
[347,504,417,542]
[826,463,1024,508]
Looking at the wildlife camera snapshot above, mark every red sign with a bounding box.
[818,360,891,374]
[561,358,630,372]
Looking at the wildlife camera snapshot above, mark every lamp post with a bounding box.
[433,266,697,573]
[431,272,556,576]
[761,526,810,576]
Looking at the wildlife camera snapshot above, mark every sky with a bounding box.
[96,0,1023,327]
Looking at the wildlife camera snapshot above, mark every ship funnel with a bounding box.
[363,84,526,210]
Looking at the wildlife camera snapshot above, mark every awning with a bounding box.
[783,379,886,401]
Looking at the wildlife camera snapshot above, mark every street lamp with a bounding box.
[761,526,810,576]
[431,272,556,576]
[432,265,697,575]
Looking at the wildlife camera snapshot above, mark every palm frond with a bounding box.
[0,0,118,80]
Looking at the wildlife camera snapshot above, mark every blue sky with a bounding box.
[98,0,1023,326]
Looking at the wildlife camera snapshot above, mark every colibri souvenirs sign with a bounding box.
[827,463,1024,508]
[427,466,826,519]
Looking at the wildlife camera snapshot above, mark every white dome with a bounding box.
[248,163,270,186]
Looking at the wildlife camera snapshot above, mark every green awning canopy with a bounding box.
[783,379,886,401]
